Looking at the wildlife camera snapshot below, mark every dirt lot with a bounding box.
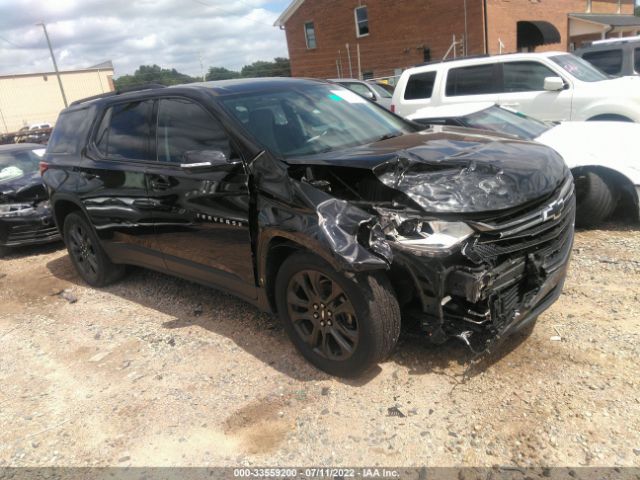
[0,224,639,467]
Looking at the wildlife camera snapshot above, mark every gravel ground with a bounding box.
[0,223,639,467]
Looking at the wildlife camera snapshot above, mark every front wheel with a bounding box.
[574,171,618,227]
[275,251,401,377]
[63,212,125,287]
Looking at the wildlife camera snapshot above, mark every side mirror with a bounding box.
[364,89,376,101]
[180,149,238,171]
[544,76,565,91]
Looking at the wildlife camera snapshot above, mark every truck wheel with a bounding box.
[63,212,125,287]
[275,251,401,377]
[574,171,617,228]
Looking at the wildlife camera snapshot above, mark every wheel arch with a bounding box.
[51,197,84,237]
[571,165,639,220]
[587,114,633,122]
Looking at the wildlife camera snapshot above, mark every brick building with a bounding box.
[275,0,639,80]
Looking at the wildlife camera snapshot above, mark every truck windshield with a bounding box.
[221,84,414,158]
[0,149,40,184]
[463,106,552,140]
[550,54,608,82]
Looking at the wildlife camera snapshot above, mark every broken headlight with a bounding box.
[391,220,474,255]
[0,203,36,218]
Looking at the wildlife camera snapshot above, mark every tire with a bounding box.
[574,171,617,228]
[63,212,125,287]
[275,251,401,377]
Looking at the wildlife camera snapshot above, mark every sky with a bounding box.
[0,0,291,78]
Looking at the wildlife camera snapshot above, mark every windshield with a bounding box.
[550,54,608,82]
[463,106,551,140]
[0,149,40,184]
[221,84,414,158]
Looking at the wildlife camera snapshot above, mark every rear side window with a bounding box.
[156,98,230,163]
[503,61,559,92]
[582,49,623,75]
[404,72,436,100]
[446,64,498,96]
[47,108,93,154]
[94,101,153,160]
[635,48,640,73]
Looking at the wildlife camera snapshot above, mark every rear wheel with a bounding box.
[574,171,618,228]
[63,212,125,287]
[275,251,400,377]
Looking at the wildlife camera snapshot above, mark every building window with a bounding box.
[354,6,369,37]
[304,22,316,49]
[362,71,374,80]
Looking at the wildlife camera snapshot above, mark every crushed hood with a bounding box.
[285,126,569,214]
[0,170,48,204]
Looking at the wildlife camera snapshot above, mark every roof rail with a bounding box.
[589,34,640,46]
[415,53,490,68]
[69,83,167,107]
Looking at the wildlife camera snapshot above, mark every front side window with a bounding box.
[550,54,607,82]
[355,6,369,37]
[221,84,415,158]
[582,49,623,76]
[156,98,230,163]
[404,71,436,100]
[445,64,499,96]
[304,22,316,49]
[95,101,153,160]
[341,82,374,99]
[503,61,559,92]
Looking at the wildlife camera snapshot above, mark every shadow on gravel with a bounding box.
[45,253,534,385]
[1,241,64,260]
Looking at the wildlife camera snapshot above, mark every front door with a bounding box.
[146,97,256,300]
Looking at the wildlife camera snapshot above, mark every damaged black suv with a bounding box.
[43,79,575,377]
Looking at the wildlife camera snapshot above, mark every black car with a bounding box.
[42,79,575,377]
[0,143,60,256]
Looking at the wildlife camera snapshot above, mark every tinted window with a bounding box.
[404,72,436,100]
[95,101,153,160]
[157,98,230,164]
[636,48,640,73]
[446,64,499,96]
[582,49,623,75]
[503,61,559,92]
[47,108,93,154]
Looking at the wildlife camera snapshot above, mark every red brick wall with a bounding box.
[283,0,486,79]
[486,0,635,54]
[282,0,636,78]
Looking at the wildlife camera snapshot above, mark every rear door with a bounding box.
[145,97,256,300]
[80,100,159,262]
[499,60,573,122]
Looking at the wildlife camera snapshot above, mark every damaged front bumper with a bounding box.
[388,177,575,353]
[0,201,60,248]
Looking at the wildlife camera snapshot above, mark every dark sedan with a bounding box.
[0,143,60,256]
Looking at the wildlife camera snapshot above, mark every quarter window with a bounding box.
[156,98,230,164]
[47,108,92,155]
[355,6,369,37]
[582,49,623,75]
[94,101,153,160]
[445,64,499,96]
[404,71,437,100]
[503,61,559,92]
[304,22,316,49]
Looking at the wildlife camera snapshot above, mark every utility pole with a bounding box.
[37,22,68,108]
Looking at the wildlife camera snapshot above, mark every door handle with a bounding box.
[149,176,172,191]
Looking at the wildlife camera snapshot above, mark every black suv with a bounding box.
[43,78,575,377]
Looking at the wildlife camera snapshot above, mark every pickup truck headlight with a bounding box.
[0,203,36,217]
[392,220,474,255]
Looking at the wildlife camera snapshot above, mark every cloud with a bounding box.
[0,0,288,77]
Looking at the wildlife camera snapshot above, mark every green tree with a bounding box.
[205,66,240,81]
[635,5,640,16]
[240,57,291,78]
[114,64,197,89]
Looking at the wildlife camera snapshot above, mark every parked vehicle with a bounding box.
[575,36,640,77]
[43,79,574,377]
[0,143,60,256]
[407,103,640,227]
[391,52,640,123]
[328,78,393,109]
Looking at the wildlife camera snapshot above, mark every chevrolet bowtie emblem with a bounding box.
[542,198,564,222]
